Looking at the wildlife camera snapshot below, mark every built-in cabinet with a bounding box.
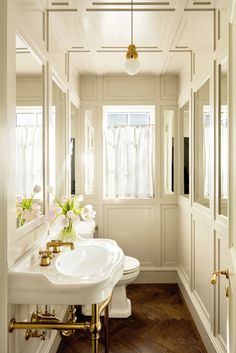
[178,4,236,353]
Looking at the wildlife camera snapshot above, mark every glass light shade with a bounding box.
[124,57,140,75]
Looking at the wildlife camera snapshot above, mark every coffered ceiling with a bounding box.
[47,0,230,76]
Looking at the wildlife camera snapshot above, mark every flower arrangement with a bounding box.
[46,189,96,240]
[16,185,42,227]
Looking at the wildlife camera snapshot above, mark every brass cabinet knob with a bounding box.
[211,268,229,285]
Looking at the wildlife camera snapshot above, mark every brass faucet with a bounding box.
[39,240,74,266]
[46,239,75,253]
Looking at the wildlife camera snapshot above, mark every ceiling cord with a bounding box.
[131,0,133,44]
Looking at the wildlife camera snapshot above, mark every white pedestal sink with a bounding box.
[8,239,124,305]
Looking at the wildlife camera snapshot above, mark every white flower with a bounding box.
[60,195,68,203]
[21,209,31,221]
[16,195,23,203]
[67,210,75,219]
[78,195,83,202]
[62,216,69,227]
[33,185,41,193]
[31,203,41,210]
[81,205,96,221]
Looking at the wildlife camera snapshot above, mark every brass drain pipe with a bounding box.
[9,296,112,353]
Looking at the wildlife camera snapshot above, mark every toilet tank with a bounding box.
[76,220,96,238]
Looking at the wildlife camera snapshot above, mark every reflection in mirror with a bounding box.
[194,79,211,208]
[16,34,44,228]
[219,58,228,217]
[180,102,190,197]
[85,110,95,195]
[70,103,79,195]
[164,110,174,194]
[49,81,66,197]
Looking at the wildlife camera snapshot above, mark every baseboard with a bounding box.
[177,268,223,353]
[135,267,177,283]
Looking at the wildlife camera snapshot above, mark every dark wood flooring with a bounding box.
[57,284,207,353]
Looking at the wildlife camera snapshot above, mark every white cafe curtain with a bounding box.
[104,125,155,198]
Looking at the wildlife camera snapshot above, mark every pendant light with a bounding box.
[124,0,140,75]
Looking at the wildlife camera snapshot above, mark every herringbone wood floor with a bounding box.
[57,284,207,353]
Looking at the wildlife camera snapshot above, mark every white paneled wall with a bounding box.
[80,74,178,283]
[177,4,236,353]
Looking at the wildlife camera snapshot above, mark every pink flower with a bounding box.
[61,216,69,227]
[32,203,41,210]
[21,209,31,221]
[16,196,23,203]
[60,195,68,203]
[33,185,41,193]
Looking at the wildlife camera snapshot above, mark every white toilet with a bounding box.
[109,255,140,318]
[77,222,140,318]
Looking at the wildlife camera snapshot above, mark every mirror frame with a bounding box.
[15,32,46,237]
[217,55,228,219]
[193,77,211,209]
[179,100,190,198]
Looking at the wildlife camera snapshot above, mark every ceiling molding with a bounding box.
[96,49,162,52]
[86,8,175,11]
[92,2,170,5]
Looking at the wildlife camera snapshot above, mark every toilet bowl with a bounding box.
[82,255,140,318]
[109,256,140,318]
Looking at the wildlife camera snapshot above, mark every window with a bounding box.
[103,106,155,199]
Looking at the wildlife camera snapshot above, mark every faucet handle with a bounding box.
[39,250,54,266]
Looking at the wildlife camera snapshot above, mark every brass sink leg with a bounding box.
[91,304,101,353]
[104,304,109,353]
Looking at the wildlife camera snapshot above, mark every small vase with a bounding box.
[60,221,76,241]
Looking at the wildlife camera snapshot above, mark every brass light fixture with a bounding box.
[124,0,140,75]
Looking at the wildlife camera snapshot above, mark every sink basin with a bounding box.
[55,246,114,278]
[8,239,124,305]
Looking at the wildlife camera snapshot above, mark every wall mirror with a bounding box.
[16,34,44,228]
[180,101,190,197]
[49,81,66,197]
[70,102,79,195]
[163,109,174,194]
[218,58,228,217]
[194,79,211,208]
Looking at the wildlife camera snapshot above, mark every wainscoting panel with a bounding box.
[161,205,178,266]
[192,218,213,324]
[178,206,191,283]
[160,75,178,100]
[103,205,157,267]
[214,231,228,353]
[102,75,155,101]
[80,76,98,100]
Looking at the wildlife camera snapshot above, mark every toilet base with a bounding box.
[109,286,131,318]
[82,286,132,318]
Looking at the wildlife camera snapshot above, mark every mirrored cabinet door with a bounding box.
[180,101,190,197]
[194,79,211,208]
[49,81,66,197]
[16,34,44,228]
[163,109,175,194]
[70,102,79,196]
[218,58,228,217]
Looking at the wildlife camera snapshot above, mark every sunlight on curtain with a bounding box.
[16,107,43,197]
[104,125,155,198]
[203,105,211,199]
[220,105,228,199]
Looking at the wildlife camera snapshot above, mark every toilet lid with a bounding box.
[123,256,140,274]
